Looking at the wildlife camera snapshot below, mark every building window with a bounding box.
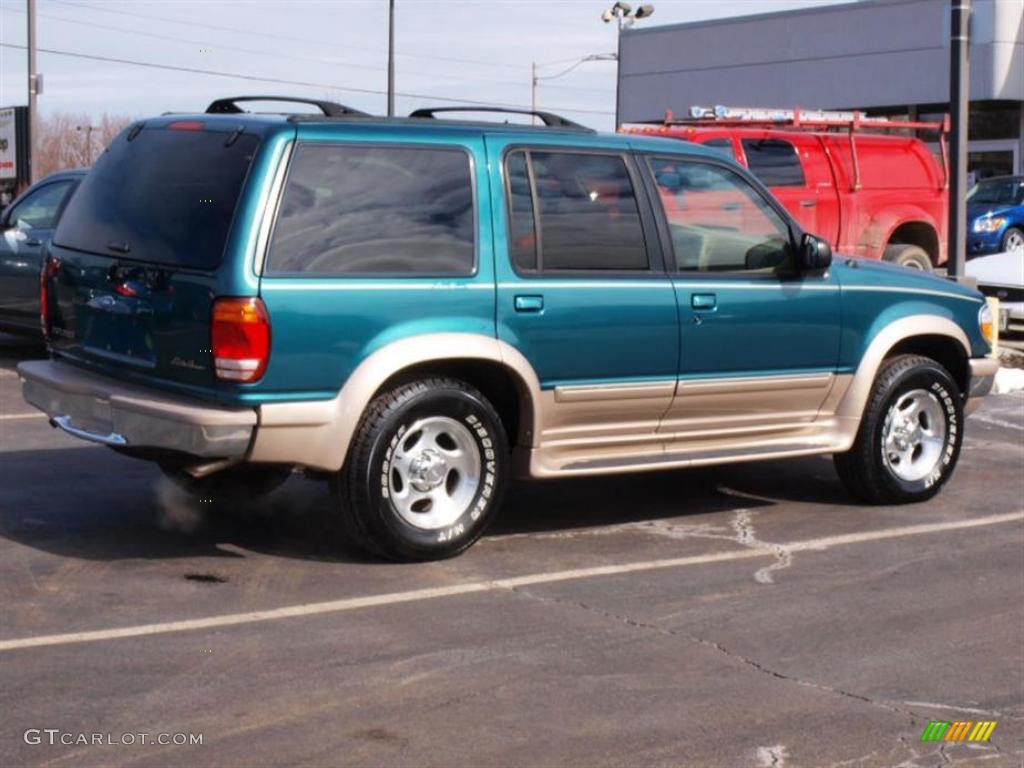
[741,138,806,187]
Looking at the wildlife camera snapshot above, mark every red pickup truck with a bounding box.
[623,107,949,270]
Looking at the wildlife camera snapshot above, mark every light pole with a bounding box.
[76,124,99,166]
[27,0,39,185]
[531,53,617,120]
[948,0,970,279]
[602,2,654,128]
[387,0,395,117]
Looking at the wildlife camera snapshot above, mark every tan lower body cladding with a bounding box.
[525,372,854,477]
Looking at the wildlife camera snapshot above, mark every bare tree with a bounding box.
[35,112,132,177]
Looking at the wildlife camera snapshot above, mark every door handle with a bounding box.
[514,295,544,313]
[24,238,42,246]
[799,200,816,208]
[691,293,717,310]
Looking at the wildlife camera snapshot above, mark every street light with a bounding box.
[531,53,617,120]
[602,2,655,127]
[76,124,99,166]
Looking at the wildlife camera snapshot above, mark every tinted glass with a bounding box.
[55,127,259,269]
[529,151,647,271]
[701,139,736,160]
[741,138,805,187]
[505,151,537,271]
[268,144,474,276]
[967,178,1024,206]
[6,181,73,230]
[650,158,792,273]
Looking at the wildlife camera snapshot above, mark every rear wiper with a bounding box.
[107,240,132,254]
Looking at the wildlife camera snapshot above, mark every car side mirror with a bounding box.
[800,233,832,271]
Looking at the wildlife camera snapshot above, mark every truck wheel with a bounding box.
[1001,227,1024,256]
[883,244,932,270]
[834,354,963,504]
[332,378,509,561]
[160,464,291,506]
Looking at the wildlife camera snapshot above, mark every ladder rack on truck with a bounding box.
[622,105,950,191]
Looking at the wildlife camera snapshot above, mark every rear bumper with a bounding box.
[964,356,999,416]
[18,359,257,459]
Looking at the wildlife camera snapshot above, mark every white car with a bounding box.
[967,250,1024,341]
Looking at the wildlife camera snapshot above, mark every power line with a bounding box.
[49,0,531,73]
[0,5,610,95]
[0,42,614,117]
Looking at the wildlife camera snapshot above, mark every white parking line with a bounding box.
[0,510,1019,653]
[0,413,45,421]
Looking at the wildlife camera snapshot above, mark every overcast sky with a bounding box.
[1,0,854,132]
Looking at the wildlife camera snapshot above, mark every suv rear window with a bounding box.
[54,126,259,270]
[266,144,475,276]
[741,138,805,187]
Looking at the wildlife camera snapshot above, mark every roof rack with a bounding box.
[409,106,591,131]
[649,104,948,134]
[206,96,370,118]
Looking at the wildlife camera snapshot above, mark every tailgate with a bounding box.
[44,121,262,392]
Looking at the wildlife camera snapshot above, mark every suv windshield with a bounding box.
[54,125,259,269]
[967,178,1024,207]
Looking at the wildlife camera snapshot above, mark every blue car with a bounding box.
[967,175,1024,257]
[16,96,999,560]
[0,169,87,337]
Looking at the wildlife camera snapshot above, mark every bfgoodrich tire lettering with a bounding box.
[332,377,509,561]
[834,354,963,504]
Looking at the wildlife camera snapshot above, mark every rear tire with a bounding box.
[883,244,932,270]
[834,354,963,504]
[332,377,509,562]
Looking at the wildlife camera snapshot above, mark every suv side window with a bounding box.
[649,157,793,274]
[4,181,74,230]
[740,138,805,187]
[267,143,475,276]
[505,150,648,272]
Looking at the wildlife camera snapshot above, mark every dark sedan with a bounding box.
[0,169,87,337]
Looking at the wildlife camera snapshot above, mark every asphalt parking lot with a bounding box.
[0,332,1021,768]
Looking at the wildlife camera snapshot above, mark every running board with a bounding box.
[558,438,837,474]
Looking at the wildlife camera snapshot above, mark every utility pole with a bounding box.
[387,0,395,117]
[531,62,537,124]
[948,0,971,278]
[76,124,98,166]
[27,0,38,185]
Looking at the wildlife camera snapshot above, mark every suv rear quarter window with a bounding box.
[741,138,806,187]
[266,143,475,276]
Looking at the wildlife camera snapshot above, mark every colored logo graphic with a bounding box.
[920,721,997,742]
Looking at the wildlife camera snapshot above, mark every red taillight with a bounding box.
[39,257,60,342]
[168,120,204,131]
[211,297,270,383]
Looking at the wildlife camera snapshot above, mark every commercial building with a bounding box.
[618,0,1024,180]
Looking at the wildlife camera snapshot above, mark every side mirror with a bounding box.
[800,233,832,271]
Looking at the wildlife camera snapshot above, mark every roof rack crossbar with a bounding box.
[409,106,590,130]
[206,96,370,118]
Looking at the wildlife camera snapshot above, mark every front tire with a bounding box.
[1001,226,1024,256]
[834,355,963,504]
[332,378,509,561]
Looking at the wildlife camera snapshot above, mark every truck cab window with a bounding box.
[741,138,805,187]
